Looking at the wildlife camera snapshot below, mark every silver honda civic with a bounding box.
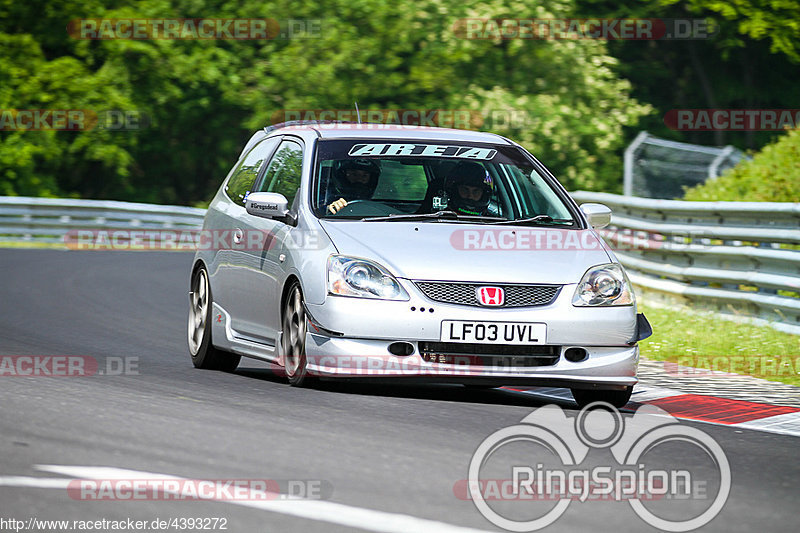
[187,122,651,407]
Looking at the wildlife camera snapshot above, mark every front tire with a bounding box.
[282,281,312,387]
[571,386,633,409]
[188,266,240,372]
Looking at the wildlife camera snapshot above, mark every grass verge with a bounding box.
[0,241,67,249]
[639,303,800,387]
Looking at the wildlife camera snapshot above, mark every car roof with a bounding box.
[271,122,513,143]
[239,123,516,160]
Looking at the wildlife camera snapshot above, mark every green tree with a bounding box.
[664,0,800,62]
[0,31,135,197]
[576,0,800,151]
[683,127,800,201]
[0,0,651,202]
[241,0,650,192]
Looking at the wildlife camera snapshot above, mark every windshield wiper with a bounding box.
[362,210,504,223]
[489,215,574,226]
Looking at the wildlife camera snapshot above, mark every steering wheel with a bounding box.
[330,199,365,216]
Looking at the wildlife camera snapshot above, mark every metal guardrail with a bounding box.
[571,191,800,335]
[2,194,799,334]
[0,196,206,244]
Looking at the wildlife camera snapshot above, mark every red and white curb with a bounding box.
[502,384,800,438]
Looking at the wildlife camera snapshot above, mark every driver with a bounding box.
[325,159,381,214]
[444,161,494,216]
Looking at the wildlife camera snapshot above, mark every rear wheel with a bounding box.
[571,386,633,409]
[188,266,240,372]
[282,281,312,387]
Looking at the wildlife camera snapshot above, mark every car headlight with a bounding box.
[327,255,409,300]
[572,263,635,306]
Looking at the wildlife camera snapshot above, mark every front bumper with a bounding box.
[302,280,640,389]
[304,334,637,388]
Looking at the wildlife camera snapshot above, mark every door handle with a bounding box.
[233,228,243,244]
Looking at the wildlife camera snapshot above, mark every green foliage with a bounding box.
[0,0,651,203]
[639,302,800,386]
[577,0,800,152]
[244,0,651,192]
[0,30,136,198]
[683,128,800,201]
[1,0,796,204]
[663,0,800,63]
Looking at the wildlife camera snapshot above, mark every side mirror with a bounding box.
[579,203,611,229]
[246,192,296,225]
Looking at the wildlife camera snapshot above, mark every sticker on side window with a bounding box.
[347,144,497,160]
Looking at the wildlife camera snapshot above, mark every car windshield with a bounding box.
[311,139,577,225]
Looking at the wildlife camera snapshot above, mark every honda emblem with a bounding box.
[477,286,504,306]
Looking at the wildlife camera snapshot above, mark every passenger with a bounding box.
[444,161,494,216]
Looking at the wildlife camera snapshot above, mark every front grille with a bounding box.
[415,281,561,308]
[419,342,560,367]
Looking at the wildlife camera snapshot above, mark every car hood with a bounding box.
[319,220,612,284]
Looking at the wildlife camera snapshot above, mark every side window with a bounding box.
[225,138,279,206]
[256,140,304,207]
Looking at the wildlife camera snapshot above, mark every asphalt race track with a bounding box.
[0,249,797,532]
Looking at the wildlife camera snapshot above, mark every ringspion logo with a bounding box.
[462,403,730,531]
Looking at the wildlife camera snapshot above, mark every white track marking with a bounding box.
[628,384,684,403]
[4,465,493,533]
[736,412,800,438]
[505,386,574,400]
[503,384,682,404]
[0,476,72,489]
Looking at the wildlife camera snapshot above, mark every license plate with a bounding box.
[440,321,546,345]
